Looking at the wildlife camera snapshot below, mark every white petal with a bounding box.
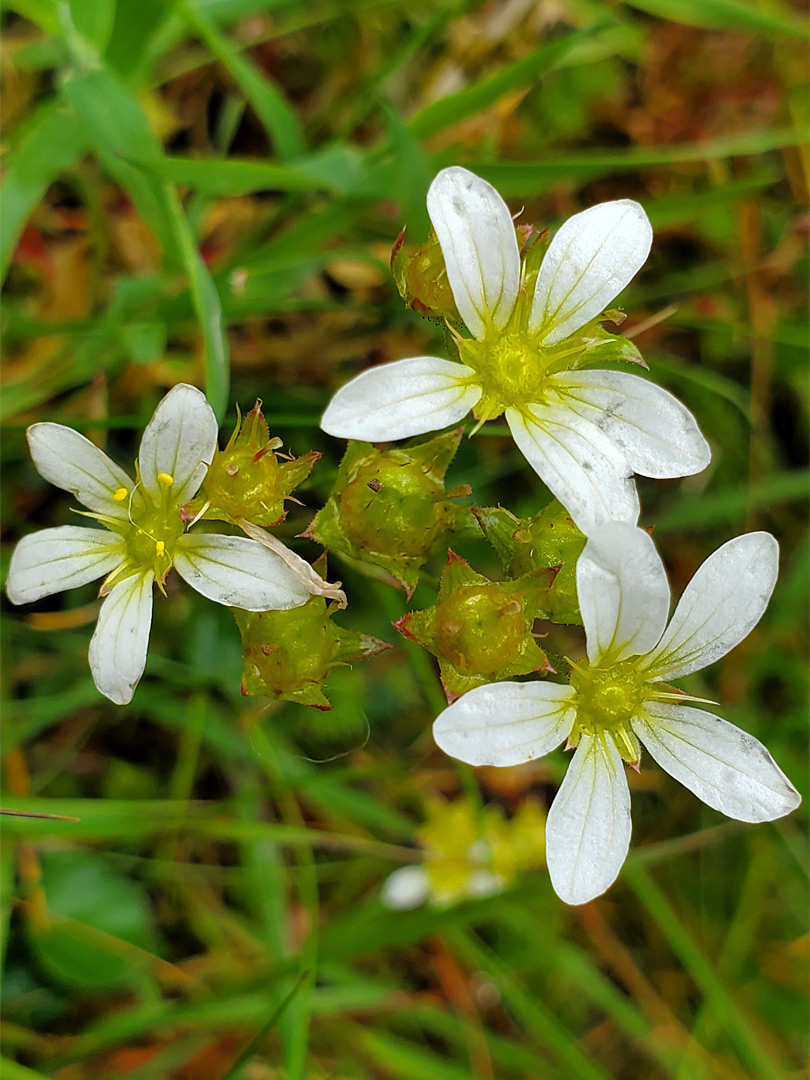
[320,356,481,441]
[433,681,576,767]
[505,403,639,535]
[27,424,133,520]
[427,166,520,338]
[633,703,801,822]
[88,571,154,705]
[561,370,710,478]
[173,533,311,611]
[545,735,632,905]
[530,200,652,344]
[6,526,125,605]
[137,384,219,505]
[642,532,779,681]
[381,866,430,910]
[577,522,670,665]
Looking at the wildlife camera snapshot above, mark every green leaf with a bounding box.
[121,320,167,365]
[61,66,178,260]
[621,0,805,39]
[655,469,810,533]
[132,148,363,196]
[0,1059,54,1080]
[61,65,159,161]
[356,1029,477,1080]
[0,101,87,283]
[68,0,117,52]
[473,128,810,197]
[3,0,60,35]
[28,852,157,991]
[104,0,175,80]
[624,864,787,1080]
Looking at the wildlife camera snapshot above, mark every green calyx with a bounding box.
[235,570,390,709]
[339,457,449,558]
[396,551,554,702]
[569,658,649,764]
[434,585,529,676]
[474,500,585,625]
[190,402,320,527]
[391,227,461,326]
[306,429,478,597]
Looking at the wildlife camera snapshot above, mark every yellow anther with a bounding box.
[113,487,128,502]
[157,472,175,486]
[155,541,166,558]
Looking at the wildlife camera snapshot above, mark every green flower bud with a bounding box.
[395,551,554,702]
[235,565,390,709]
[306,429,478,597]
[391,222,552,332]
[339,457,451,558]
[390,227,460,325]
[189,402,320,527]
[473,500,586,625]
[434,584,528,676]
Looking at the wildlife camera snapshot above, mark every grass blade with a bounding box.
[182,0,305,161]
[621,0,806,39]
[163,185,230,418]
[409,27,604,140]
[624,863,788,1080]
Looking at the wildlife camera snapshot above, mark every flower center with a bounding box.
[569,659,648,763]
[116,475,186,582]
[458,331,549,419]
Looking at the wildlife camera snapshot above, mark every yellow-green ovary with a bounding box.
[459,333,549,417]
[570,661,648,735]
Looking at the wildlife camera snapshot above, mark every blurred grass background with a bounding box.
[1,0,808,1077]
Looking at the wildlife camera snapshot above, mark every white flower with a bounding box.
[381,863,501,911]
[6,385,312,705]
[432,523,800,905]
[321,166,710,533]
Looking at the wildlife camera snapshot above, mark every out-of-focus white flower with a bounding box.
[6,385,312,705]
[381,796,546,910]
[321,166,709,533]
[433,523,800,905]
